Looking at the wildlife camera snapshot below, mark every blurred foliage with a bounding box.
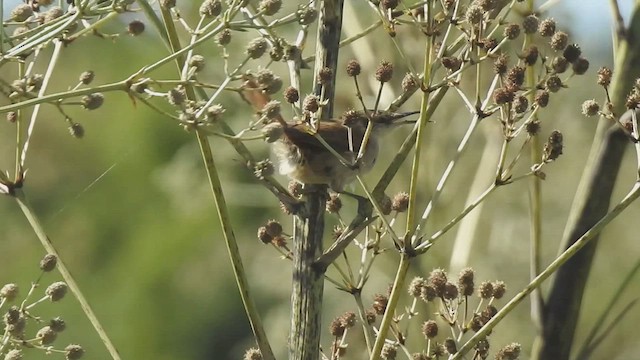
[1,1,639,360]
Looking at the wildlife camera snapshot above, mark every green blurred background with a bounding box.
[1,1,639,359]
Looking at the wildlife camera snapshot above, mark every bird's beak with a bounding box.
[390,111,420,124]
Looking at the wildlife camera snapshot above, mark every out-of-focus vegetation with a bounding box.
[1,1,639,359]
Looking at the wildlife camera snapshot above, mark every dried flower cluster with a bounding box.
[1,254,84,359]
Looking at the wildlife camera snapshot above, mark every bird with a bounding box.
[271,110,419,192]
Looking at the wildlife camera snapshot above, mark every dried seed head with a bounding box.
[257,226,272,244]
[572,57,590,75]
[199,0,222,17]
[189,55,206,72]
[69,123,84,138]
[6,313,26,336]
[526,120,541,135]
[597,67,613,87]
[465,4,484,25]
[479,38,498,52]
[428,268,448,296]
[401,73,419,92]
[259,0,282,16]
[506,66,525,87]
[0,284,19,301]
[522,46,539,66]
[303,94,320,112]
[546,75,563,92]
[503,23,521,40]
[216,29,232,45]
[535,90,550,108]
[346,59,361,77]
[261,100,281,120]
[11,4,33,22]
[46,281,68,301]
[372,293,388,315]
[445,338,457,354]
[283,86,299,104]
[538,18,556,37]
[317,67,333,85]
[243,348,262,360]
[543,130,563,162]
[297,7,318,25]
[49,317,66,332]
[288,181,303,197]
[261,122,284,143]
[340,311,357,328]
[40,254,58,272]
[513,96,528,113]
[443,282,459,300]
[342,109,366,127]
[380,194,392,215]
[381,344,398,360]
[411,353,428,360]
[329,317,346,337]
[4,306,21,325]
[482,305,498,322]
[264,219,283,238]
[4,349,23,360]
[64,344,85,360]
[36,326,57,345]
[470,313,485,332]
[422,320,438,338]
[246,37,269,59]
[382,0,399,10]
[478,281,493,299]
[375,61,394,83]
[408,277,426,297]
[441,57,462,71]
[326,193,342,213]
[493,87,515,105]
[458,267,475,296]
[550,31,569,51]
[78,70,95,85]
[551,56,569,74]
[492,280,506,299]
[494,54,508,75]
[563,44,582,63]
[127,20,145,36]
[420,285,437,302]
[205,104,225,123]
[626,90,640,110]
[44,6,64,22]
[167,87,185,105]
[82,93,104,110]
[476,339,490,355]
[391,192,409,212]
[581,100,600,117]
[495,343,521,360]
[522,14,539,34]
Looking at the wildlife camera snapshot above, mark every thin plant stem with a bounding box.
[14,190,122,360]
[450,181,640,359]
[524,0,544,330]
[406,34,433,233]
[369,254,411,360]
[195,131,275,360]
[20,39,64,168]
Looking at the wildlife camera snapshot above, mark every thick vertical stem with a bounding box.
[290,188,328,360]
[532,4,640,359]
[289,1,344,359]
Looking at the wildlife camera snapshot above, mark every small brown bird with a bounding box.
[272,110,418,191]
